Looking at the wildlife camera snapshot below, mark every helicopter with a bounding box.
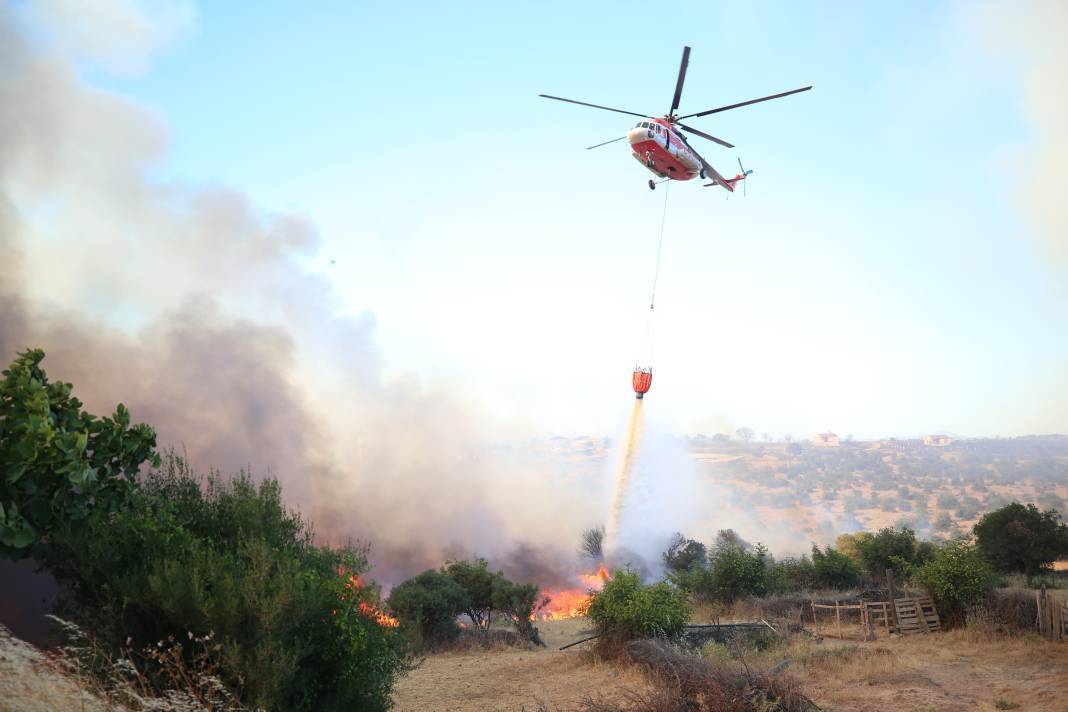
[539,47,810,192]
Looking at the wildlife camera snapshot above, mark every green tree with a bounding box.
[911,540,996,626]
[811,544,862,589]
[767,556,815,593]
[490,576,546,645]
[973,502,1068,579]
[443,557,497,629]
[387,569,468,648]
[663,532,708,573]
[677,543,769,603]
[1,349,159,556]
[854,527,933,583]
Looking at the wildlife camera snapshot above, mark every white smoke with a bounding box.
[0,2,600,587]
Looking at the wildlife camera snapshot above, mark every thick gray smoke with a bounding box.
[0,4,600,589]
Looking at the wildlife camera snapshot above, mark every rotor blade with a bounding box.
[539,94,651,118]
[669,46,691,116]
[678,86,812,120]
[586,136,628,150]
[678,123,734,148]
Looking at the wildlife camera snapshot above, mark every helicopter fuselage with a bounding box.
[627,118,703,181]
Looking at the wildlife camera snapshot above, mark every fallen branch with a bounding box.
[559,633,602,650]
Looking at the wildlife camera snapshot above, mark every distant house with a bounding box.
[813,432,841,448]
[923,434,954,447]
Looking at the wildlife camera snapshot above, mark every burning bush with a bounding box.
[586,570,689,652]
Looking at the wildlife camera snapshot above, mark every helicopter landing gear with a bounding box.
[648,179,656,190]
[699,168,706,179]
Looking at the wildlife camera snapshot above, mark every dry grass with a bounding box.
[0,619,247,712]
[392,613,1068,712]
[576,638,819,712]
[0,624,117,712]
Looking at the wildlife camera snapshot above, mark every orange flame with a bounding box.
[537,564,610,621]
[340,571,400,627]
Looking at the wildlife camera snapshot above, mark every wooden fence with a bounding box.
[1036,587,1067,641]
[809,597,940,639]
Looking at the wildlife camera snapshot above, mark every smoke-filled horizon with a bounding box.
[2,2,1067,588]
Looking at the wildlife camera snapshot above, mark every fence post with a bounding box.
[835,600,842,639]
[886,569,899,634]
[1037,585,1050,639]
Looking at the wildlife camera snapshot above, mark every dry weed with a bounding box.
[580,638,820,712]
[44,615,248,712]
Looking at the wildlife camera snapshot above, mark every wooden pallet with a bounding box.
[893,596,940,634]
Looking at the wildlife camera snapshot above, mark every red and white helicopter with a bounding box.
[540,47,810,192]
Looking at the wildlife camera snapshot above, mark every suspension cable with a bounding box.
[649,180,670,311]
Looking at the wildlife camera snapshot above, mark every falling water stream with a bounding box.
[606,398,645,546]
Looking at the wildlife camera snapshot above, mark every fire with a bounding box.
[340,571,400,628]
[359,601,400,627]
[537,564,610,621]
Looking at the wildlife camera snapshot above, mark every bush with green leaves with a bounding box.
[677,543,771,603]
[442,557,497,629]
[811,544,862,589]
[854,526,934,583]
[490,576,545,645]
[587,570,690,647]
[663,533,708,573]
[973,502,1068,579]
[0,349,159,555]
[767,556,815,594]
[910,539,996,626]
[387,569,469,648]
[41,453,408,712]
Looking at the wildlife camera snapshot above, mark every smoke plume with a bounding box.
[978,0,1068,264]
[0,3,600,589]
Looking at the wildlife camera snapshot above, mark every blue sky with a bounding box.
[64,1,1068,438]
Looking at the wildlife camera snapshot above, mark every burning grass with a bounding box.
[537,564,610,621]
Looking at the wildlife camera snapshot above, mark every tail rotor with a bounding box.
[737,157,753,196]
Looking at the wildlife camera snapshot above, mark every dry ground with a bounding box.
[390,618,648,712]
[0,624,113,712]
[392,618,1068,712]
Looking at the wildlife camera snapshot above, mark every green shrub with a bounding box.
[677,544,770,603]
[490,576,545,645]
[767,556,815,593]
[587,570,690,646]
[854,527,933,583]
[811,545,862,589]
[41,453,408,711]
[442,557,497,629]
[911,539,996,626]
[387,569,468,648]
[0,349,159,556]
[663,533,708,573]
